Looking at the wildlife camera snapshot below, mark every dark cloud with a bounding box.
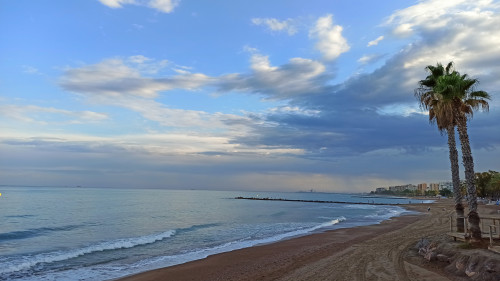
[226,8,500,164]
[233,108,445,158]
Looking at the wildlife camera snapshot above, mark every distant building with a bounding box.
[389,184,416,192]
[389,186,403,192]
[417,183,427,195]
[429,183,439,192]
[403,184,417,191]
[376,187,387,193]
[439,182,453,190]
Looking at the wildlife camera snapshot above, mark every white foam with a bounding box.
[0,229,175,274]
[343,204,377,209]
[363,206,406,220]
[131,217,347,271]
[1,218,350,280]
[1,219,349,281]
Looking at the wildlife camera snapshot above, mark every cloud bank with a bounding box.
[2,1,499,192]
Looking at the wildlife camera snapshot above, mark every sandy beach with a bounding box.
[118,199,499,281]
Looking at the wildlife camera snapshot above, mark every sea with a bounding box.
[0,186,432,281]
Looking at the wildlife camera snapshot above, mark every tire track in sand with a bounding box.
[277,204,452,281]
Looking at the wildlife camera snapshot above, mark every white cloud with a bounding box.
[249,53,278,72]
[357,54,384,65]
[385,0,498,38]
[57,52,329,132]
[98,0,179,13]
[367,35,384,47]
[219,47,330,99]
[217,53,328,99]
[57,56,264,133]
[376,103,426,117]
[61,58,160,98]
[127,55,151,64]
[60,56,210,99]
[98,0,135,9]
[127,55,169,74]
[358,55,373,64]
[251,18,297,35]
[148,0,179,13]
[242,45,259,54]
[240,48,327,97]
[132,23,144,30]
[0,104,108,125]
[309,14,350,61]
[269,106,320,117]
[383,0,500,95]
[107,96,233,129]
[22,65,41,75]
[392,23,413,38]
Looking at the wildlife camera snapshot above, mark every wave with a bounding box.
[301,216,346,232]
[5,215,35,219]
[176,223,221,234]
[0,219,347,280]
[0,225,82,241]
[134,217,347,271]
[0,229,176,274]
[363,206,407,220]
[343,204,377,209]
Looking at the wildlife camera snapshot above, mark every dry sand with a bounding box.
[118,199,500,281]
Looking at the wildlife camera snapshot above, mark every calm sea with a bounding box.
[0,187,431,281]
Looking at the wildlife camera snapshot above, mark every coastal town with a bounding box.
[373,170,500,200]
[373,182,453,197]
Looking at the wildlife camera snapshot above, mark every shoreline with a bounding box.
[117,201,446,281]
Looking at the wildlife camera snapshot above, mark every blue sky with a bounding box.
[1,0,499,192]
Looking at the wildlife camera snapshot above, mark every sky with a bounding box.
[1,0,499,192]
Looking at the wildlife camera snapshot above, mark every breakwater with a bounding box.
[234,197,406,206]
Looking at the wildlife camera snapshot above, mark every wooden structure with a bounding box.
[448,214,500,253]
[448,216,469,242]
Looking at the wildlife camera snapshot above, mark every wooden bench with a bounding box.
[488,245,500,254]
[481,216,500,238]
[447,232,469,242]
[448,215,500,244]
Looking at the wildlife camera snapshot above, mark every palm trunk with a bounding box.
[454,106,481,241]
[446,125,464,232]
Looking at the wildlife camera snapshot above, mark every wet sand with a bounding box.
[117,199,496,281]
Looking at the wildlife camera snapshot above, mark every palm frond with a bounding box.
[445,61,454,74]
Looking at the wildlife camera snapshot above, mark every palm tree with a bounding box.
[433,70,490,241]
[415,62,464,232]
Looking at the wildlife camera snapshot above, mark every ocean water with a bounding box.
[0,187,431,281]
